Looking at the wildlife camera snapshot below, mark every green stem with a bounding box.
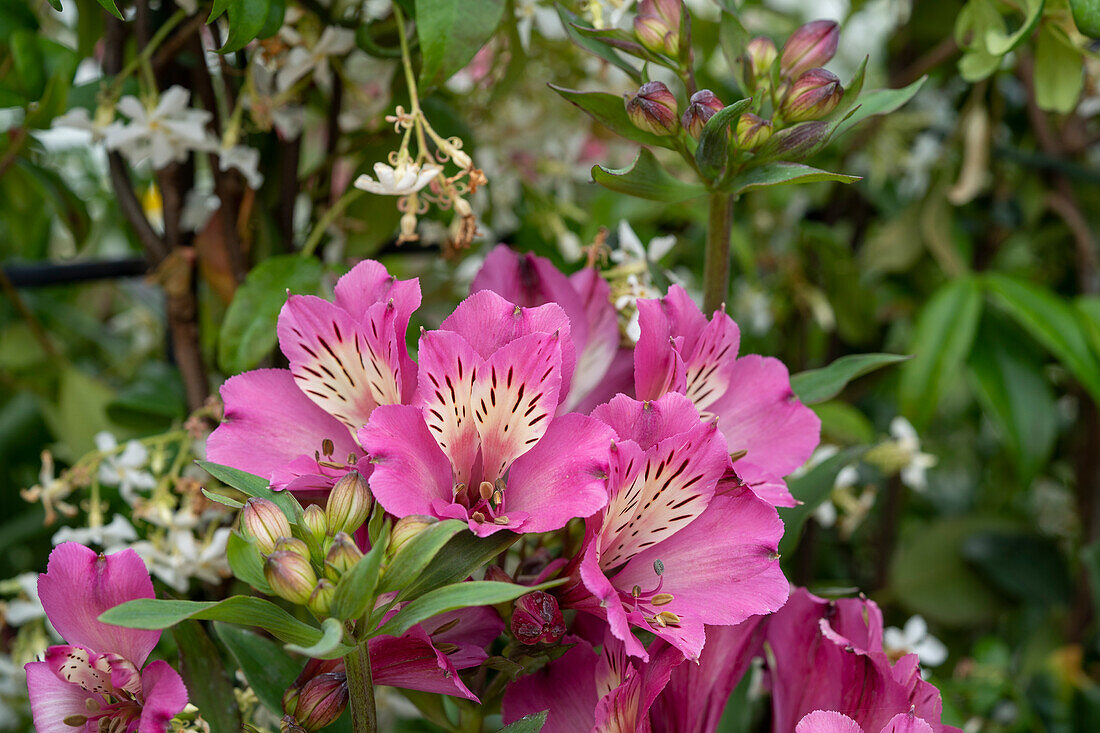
[703,193,733,314]
[300,188,364,257]
[344,642,378,732]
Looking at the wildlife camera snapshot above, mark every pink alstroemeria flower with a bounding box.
[360,290,616,536]
[24,543,188,732]
[208,260,419,495]
[562,392,788,660]
[471,245,627,412]
[797,709,937,733]
[633,285,820,507]
[766,588,961,733]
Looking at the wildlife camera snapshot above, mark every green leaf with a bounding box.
[813,401,876,445]
[377,519,468,595]
[548,85,673,149]
[694,95,754,179]
[399,529,519,601]
[726,163,859,196]
[791,353,910,405]
[832,76,927,138]
[197,460,301,520]
[961,530,1071,606]
[226,531,274,595]
[208,0,231,23]
[591,148,706,203]
[95,0,123,20]
[555,6,641,83]
[257,0,286,39]
[717,6,749,74]
[983,0,1044,55]
[172,621,242,733]
[202,488,245,510]
[1034,24,1083,114]
[218,254,322,375]
[376,580,561,638]
[284,616,348,658]
[499,711,548,732]
[330,522,391,621]
[985,274,1100,403]
[778,448,863,557]
[416,0,505,89]
[45,0,62,10]
[219,0,272,54]
[10,30,46,100]
[99,596,341,651]
[1072,0,1100,37]
[1082,541,1100,613]
[1078,296,1100,360]
[214,623,303,715]
[898,276,983,429]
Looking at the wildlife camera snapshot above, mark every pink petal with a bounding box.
[416,330,482,487]
[883,712,936,733]
[577,540,649,661]
[472,332,563,481]
[370,627,479,701]
[566,268,620,411]
[422,606,504,670]
[707,354,820,477]
[137,660,189,733]
[505,413,614,533]
[208,369,356,482]
[591,392,706,452]
[797,710,865,733]
[634,297,686,402]
[25,660,102,733]
[727,461,798,508]
[573,347,636,415]
[333,259,421,331]
[359,405,453,518]
[502,641,600,732]
[682,310,741,413]
[38,543,159,666]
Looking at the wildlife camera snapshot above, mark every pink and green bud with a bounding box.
[265,551,318,605]
[308,579,336,617]
[681,89,725,139]
[633,0,683,55]
[780,68,842,122]
[241,497,292,556]
[780,20,839,79]
[743,36,778,90]
[324,531,363,580]
[301,504,328,543]
[735,113,773,149]
[756,120,831,161]
[626,81,679,136]
[283,659,347,732]
[510,591,566,645]
[273,536,311,562]
[324,470,370,536]
[388,514,438,557]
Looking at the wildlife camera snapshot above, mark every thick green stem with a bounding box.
[703,193,733,314]
[344,642,377,732]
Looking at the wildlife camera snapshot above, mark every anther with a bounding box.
[321,438,335,456]
[479,481,494,500]
[651,593,674,606]
[471,511,486,522]
[493,516,510,525]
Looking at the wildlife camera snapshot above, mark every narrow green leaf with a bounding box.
[555,6,641,83]
[726,163,860,196]
[1078,296,1100,360]
[201,488,245,509]
[95,0,123,20]
[214,623,303,716]
[208,0,231,23]
[778,448,863,557]
[832,76,927,138]
[219,0,272,54]
[499,711,549,732]
[376,580,563,638]
[591,148,707,203]
[377,520,467,595]
[197,460,301,520]
[549,85,673,149]
[791,353,910,404]
[331,522,391,621]
[694,95,753,179]
[227,531,274,595]
[416,0,505,88]
[284,616,348,659]
[172,621,241,732]
[218,254,322,375]
[985,274,1100,403]
[399,529,519,601]
[717,6,748,74]
[898,276,983,429]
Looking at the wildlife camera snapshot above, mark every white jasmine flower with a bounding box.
[514,0,565,51]
[50,513,138,553]
[890,417,937,492]
[277,27,356,93]
[612,220,676,265]
[354,160,442,196]
[884,615,948,668]
[3,574,44,627]
[103,86,217,169]
[95,432,157,504]
[218,145,264,189]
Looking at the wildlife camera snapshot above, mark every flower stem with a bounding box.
[703,193,733,314]
[344,642,377,732]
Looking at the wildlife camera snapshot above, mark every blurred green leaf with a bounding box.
[257,0,286,39]
[899,276,983,429]
[778,448,862,557]
[107,363,186,429]
[791,353,910,405]
[726,163,860,196]
[1034,24,1083,114]
[94,0,123,20]
[813,401,876,445]
[215,623,303,716]
[832,76,927,138]
[416,0,505,89]
[1072,0,1100,37]
[226,531,274,595]
[549,85,674,149]
[219,0,272,54]
[218,251,322,376]
[39,367,117,459]
[591,148,706,203]
[961,531,1071,605]
[556,6,641,83]
[499,712,548,732]
[172,621,242,733]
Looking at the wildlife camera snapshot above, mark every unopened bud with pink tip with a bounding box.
[634,0,683,55]
[681,89,725,139]
[743,36,778,90]
[388,515,437,557]
[283,659,348,732]
[307,579,336,617]
[511,591,566,645]
[324,470,370,536]
[735,113,773,150]
[780,20,839,79]
[324,531,363,580]
[241,497,292,556]
[265,551,318,605]
[780,68,842,122]
[626,81,679,136]
[301,504,328,544]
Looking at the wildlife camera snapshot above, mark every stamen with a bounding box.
[453,482,467,498]
[63,715,88,727]
[657,611,681,626]
[729,449,748,462]
[651,593,674,606]
[631,585,642,598]
[493,516,510,525]
[322,438,335,456]
[430,618,461,636]
[471,511,486,522]
[436,643,459,654]
[478,481,494,500]
[653,559,664,576]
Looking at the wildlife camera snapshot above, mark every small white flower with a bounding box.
[354,160,443,196]
[890,416,937,492]
[50,513,138,553]
[612,220,676,265]
[3,573,44,627]
[95,433,157,504]
[514,0,565,51]
[103,86,217,169]
[218,145,264,189]
[277,27,356,93]
[884,615,948,668]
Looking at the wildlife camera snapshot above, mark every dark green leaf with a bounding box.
[219,0,272,54]
[548,85,673,149]
[257,0,286,39]
[962,531,1071,605]
[214,623,303,715]
[726,163,860,196]
[377,519,467,595]
[208,0,231,23]
[591,148,706,203]
[172,621,242,733]
[416,0,505,89]
[196,460,301,520]
[398,529,518,601]
[95,0,123,20]
[555,6,640,83]
[694,95,754,179]
[376,580,562,638]
[499,711,548,732]
[791,353,910,404]
[227,531,274,595]
[778,448,862,557]
[1072,0,1100,37]
[330,521,391,621]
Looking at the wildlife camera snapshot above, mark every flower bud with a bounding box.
[324,470,370,536]
[633,0,682,55]
[308,579,336,617]
[241,498,292,556]
[510,591,566,645]
[324,531,363,580]
[755,120,831,162]
[735,113,773,150]
[301,504,328,543]
[274,536,311,562]
[743,36,777,90]
[284,659,347,732]
[625,81,679,136]
[681,89,725,139]
[265,551,318,605]
[388,515,438,557]
[780,20,839,79]
[780,68,842,122]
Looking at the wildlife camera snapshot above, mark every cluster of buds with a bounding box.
[281,659,348,732]
[749,20,843,125]
[633,0,683,56]
[240,470,371,616]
